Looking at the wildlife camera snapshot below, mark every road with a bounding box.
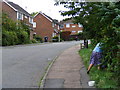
[2,41,82,88]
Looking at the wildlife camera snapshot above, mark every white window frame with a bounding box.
[17,12,23,20]
[78,31,83,33]
[72,25,76,28]
[33,22,36,28]
[52,33,56,37]
[52,23,54,27]
[66,24,70,28]
[72,31,76,33]
[29,17,33,24]
[58,25,60,30]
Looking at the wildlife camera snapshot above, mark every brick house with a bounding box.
[33,12,60,42]
[2,0,34,40]
[60,19,83,41]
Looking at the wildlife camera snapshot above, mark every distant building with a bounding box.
[33,12,60,42]
[2,0,34,40]
[60,19,83,41]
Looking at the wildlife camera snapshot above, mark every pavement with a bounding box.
[42,44,93,88]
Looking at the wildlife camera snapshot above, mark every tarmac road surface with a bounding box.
[2,41,82,88]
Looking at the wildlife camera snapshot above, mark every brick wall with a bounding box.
[2,2,17,21]
[63,24,83,35]
[33,13,54,41]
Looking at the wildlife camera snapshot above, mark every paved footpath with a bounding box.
[43,45,92,88]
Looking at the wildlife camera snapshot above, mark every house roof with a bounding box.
[34,12,52,22]
[34,12,59,24]
[4,0,31,17]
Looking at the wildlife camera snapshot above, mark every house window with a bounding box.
[52,23,54,27]
[78,31,83,33]
[33,22,36,28]
[60,25,64,29]
[29,17,33,24]
[66,24,70,28]
[72,25,76,28]
[58,26,60,30]
[17,12,23,20]
[72,31,76,33]
[52,33,56,37]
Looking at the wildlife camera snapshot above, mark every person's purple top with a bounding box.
[93,43,102,53]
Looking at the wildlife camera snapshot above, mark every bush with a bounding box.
[17,31,30,44]
[69,38,74,41]
[2,30,11,46]
[2,13,31,46]
[34,35,43,43]
[52,36,59,42]
[31,39,38,43]
[2,30,18,46]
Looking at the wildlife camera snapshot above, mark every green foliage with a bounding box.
[79,45,117,88]
[58,2,120,87]
[34,35,43,43]
[2,13,31,46]
[2,30,18,46]
[52,36,59,42]
[78,32,84,40]
[30,12,38,17]
[17,31,29,44]
[31,39,38,43]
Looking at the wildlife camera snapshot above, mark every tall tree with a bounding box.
[31,12,38,17]
[56,1,120,87]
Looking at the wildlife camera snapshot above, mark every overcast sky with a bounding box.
[9,0,69,21]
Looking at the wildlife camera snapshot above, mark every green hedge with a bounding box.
[2,13,31,46]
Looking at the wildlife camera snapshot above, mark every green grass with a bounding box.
[79,45,117,88]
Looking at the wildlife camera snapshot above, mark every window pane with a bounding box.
[72,31,76,32]
[66,24,70,27]
[33,22,36,28]
[72,25,76,27]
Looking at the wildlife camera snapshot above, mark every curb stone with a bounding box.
[40,56,58,88]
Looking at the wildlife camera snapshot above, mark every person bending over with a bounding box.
[87,43,102,74]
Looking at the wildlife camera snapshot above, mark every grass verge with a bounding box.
[79,44,117,88]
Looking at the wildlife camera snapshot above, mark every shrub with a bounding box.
[2,13,31,46]
[17,31,30,44]
[52,36,59,42]
[2,29,19,46]
[31,39,38,43]
[34,35,43,43]
[9,31,19,45]
[2,30,11,46]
